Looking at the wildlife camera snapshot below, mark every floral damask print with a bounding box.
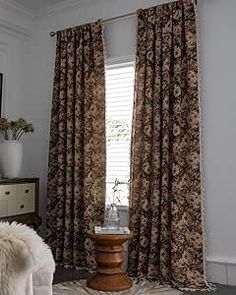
[128,0,208,290]
[46,20,106,269]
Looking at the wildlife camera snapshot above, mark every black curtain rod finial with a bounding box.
[50,31,56,37]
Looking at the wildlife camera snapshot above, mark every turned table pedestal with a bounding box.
[87,233,133,292]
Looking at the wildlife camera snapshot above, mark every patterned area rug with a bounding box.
[53,280,183,295]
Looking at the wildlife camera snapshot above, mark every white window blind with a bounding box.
[105,61,134,206]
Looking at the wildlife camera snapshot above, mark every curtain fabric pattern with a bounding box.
[47,20,106,269]
[128,1,207,289]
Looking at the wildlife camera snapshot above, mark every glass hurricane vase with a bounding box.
[104,203,120,229]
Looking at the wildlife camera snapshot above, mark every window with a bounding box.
[105,61,134,206]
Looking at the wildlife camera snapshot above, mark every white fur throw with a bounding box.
[0,222,55,295]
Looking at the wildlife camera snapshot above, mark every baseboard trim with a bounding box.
[206,257,236,285]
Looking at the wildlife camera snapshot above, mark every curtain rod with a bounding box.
[49,0,198,37]
[49,11,135,37]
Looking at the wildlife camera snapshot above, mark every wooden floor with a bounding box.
[54,267,236,295]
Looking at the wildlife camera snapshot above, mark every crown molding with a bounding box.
[0,17,32,38]
[0,0,34,38]
[0,0,35,19]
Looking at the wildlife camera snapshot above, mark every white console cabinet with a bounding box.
[0,178,41,230]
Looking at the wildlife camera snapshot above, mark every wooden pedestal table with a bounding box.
[87,233,133,292]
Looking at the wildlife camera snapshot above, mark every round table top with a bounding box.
[88,232,133,245]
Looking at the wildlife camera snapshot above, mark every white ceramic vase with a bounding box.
[0,140,23,178]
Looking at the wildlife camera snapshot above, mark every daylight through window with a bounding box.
[105,61,134,206]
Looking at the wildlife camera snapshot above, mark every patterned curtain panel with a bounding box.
[128,0,207,290]
[47,20,106,269]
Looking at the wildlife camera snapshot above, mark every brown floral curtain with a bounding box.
[46,20,106,269]
[128,0,207,289]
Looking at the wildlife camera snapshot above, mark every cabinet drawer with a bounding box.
[8,195,35,216]
[0,200,8,217]
[0,185,17,200]
[17,183,35,199]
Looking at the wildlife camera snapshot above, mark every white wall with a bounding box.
[0,4,33,111]
[199,0,236,285]
[0,34,33,118]
[0,0,34,117]
[1,0,236,285]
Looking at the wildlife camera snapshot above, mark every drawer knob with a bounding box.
[25,190,29,193]
[20,205,25,209]
[5,191,10,195]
